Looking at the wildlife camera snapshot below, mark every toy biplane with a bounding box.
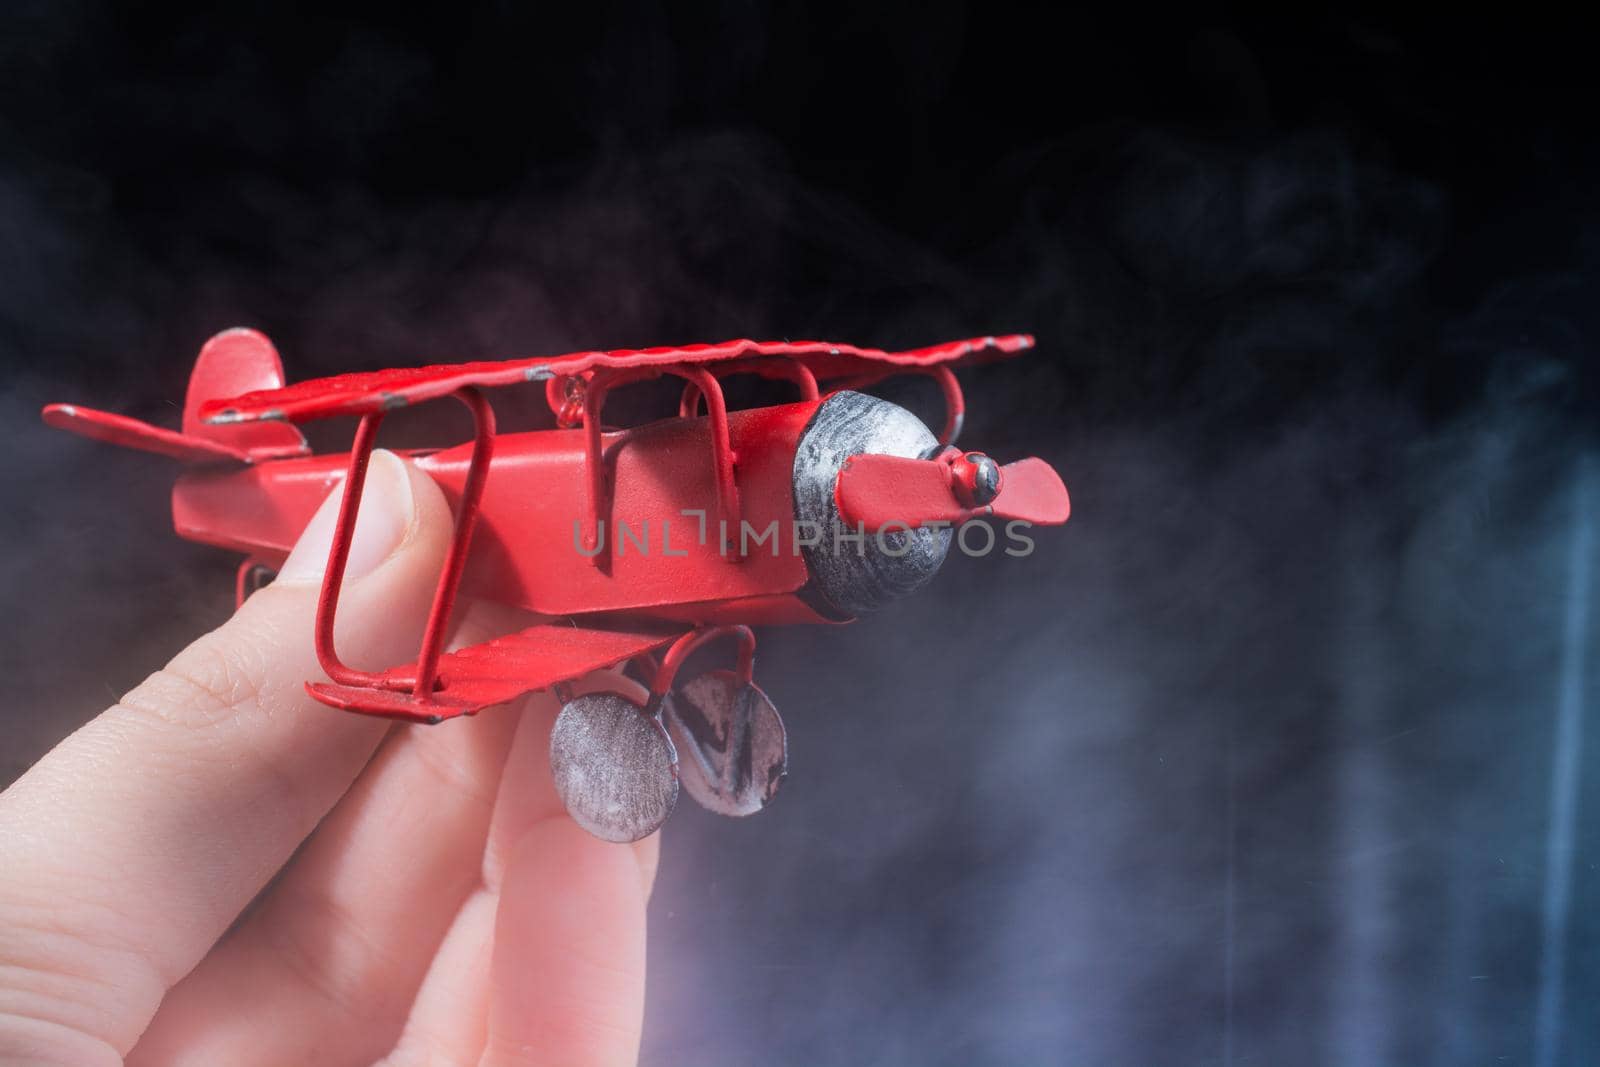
[43,329,1069,841]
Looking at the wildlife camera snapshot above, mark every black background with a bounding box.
[3,6,1598,1065]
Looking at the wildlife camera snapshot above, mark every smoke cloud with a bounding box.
[2,10,1595,1065]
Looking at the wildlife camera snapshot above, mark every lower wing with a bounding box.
[308,620,688,723]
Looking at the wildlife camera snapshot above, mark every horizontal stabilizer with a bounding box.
[42,403,250,465]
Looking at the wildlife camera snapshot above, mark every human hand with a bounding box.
[0,451,656,1066]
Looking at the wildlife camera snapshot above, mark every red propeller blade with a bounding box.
[990,457,1071,525]
[836,454,968,533]
[835,453,1070,533]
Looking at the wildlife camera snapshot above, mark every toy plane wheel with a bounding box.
[550,691,678,842]
[663,671,787,817]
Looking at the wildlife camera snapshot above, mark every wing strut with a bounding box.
[579,365,743,566]
[314,386,496,702]
[830,363,966,446]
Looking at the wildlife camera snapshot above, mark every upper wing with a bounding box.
[307,619,688,723]
[201,334,1034,425]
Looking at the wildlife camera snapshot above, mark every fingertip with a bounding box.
[634,829,661,901]
[396,452,455,560]
[147,450,456,721]
[277,449,448,585]
[482,820,648,1067]
[228,451,455,676]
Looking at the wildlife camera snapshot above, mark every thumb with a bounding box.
[0,450,454,1065]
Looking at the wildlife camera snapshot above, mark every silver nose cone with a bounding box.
[791,391,952,619]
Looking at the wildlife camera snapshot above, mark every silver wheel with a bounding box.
[550,692,678,843]
[664,671,787,817]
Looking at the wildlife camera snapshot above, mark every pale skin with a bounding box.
[0,451,655,1066]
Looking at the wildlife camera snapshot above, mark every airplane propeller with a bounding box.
[835,448,1071,534]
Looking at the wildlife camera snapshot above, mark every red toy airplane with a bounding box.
[43,328,1069,841]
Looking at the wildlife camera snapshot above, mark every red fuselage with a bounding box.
[173,398,836,627]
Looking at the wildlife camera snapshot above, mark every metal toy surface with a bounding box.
[43,328,1070,841]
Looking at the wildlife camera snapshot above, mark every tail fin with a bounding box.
[43,328,308,465]
[182,329,307,459]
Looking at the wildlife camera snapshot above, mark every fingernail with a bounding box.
[278,450,416,583]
